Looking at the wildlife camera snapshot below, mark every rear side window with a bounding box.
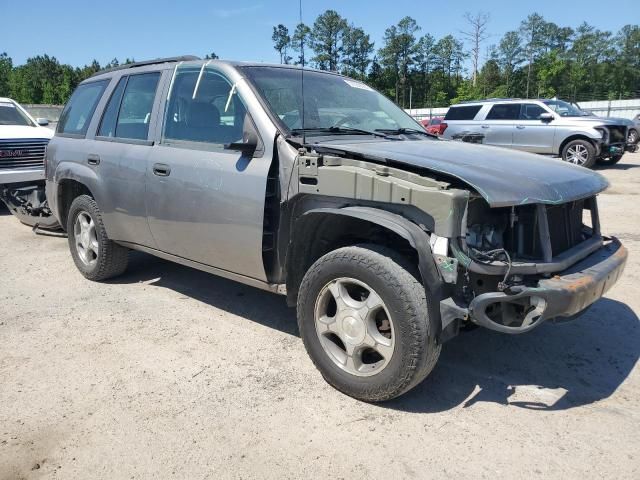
[429,118,441,125]
[114,73,160,140]
[520,104,546,120]
[57,80,109,136]
[486,104,521,120]
[444,105,482,121]
[97,77,127,137]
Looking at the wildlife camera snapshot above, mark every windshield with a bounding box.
[542,100,584,117]
[240,66,423,135]
[0,101,34,126]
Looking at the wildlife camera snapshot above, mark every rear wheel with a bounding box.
[67,195,129,281]
[561,139,596,168]
[297,244,441,402]
[628,128,638,145]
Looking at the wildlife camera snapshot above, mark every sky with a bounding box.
[1,0,638,68]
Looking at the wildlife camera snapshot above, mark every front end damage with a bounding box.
[0,182,61,230]
[299,139,624,340]
[441,196,627,335]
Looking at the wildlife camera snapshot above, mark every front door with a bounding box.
[145,64,270,281]
[512,103,556,154]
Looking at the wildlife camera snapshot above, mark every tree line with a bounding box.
[1,10,637,109]
[273,11,640,108]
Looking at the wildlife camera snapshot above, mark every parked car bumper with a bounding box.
[467,237,627,334]
[0,168,44,185]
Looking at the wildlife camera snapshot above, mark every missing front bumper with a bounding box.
[463,238,627,334]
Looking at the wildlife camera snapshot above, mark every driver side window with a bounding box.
[163,66,246,145]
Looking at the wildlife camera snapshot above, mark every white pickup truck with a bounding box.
[0,97,58,228]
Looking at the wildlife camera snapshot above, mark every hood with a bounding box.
[567,116,630,126]
[0,124,54,140]
[313,138,608,208]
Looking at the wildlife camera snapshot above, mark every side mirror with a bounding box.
[36,117,49,126]
[224,113,263,156]
[224,130,259,154]
[539,113,554,123]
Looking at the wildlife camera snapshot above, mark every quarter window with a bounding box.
[520,104,547,120]
[57,80,109,136]
[163,66,246,145]
[444,105,482,121]
[486,104,521,120]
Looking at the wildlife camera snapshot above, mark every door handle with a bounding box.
[516,125,526,129]
[87,154,100,165]
[153,163,171,177]
[481,125,490,129]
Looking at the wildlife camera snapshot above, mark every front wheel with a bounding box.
[297,244,441,402]
[628,128,638,145]
[561,139,596,168]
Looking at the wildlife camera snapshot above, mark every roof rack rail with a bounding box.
[457,98,522,104]
[90,55,201,78]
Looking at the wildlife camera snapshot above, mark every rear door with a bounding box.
[512,103,556,153]
[89,71,162,246]
[442,105,483,139]
[145,63,270,280]
[481,103,520,149]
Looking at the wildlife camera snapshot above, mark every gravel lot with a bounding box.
[1,153,639,479]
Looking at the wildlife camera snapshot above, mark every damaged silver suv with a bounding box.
[45,57,627,402]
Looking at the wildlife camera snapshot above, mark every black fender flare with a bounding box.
[287,206,445,327]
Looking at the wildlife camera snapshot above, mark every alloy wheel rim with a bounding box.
[566,144,589,165]
[74,211,99,266]
[314,277,395,377]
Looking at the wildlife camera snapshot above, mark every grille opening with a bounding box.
[467,196,598,262]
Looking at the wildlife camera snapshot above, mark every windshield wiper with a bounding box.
[375,127,435,137]
[291,126,391,139]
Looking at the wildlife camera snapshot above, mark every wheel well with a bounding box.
[58,179,93,230]
[285,213,419,306]
[559,135,597,156]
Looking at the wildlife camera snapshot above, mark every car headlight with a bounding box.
[594,126,609,142]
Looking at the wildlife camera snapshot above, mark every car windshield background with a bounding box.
[0,102,34,126]
[543,100,584,117]
[486,103,521,120]
[240,66,420,134]
[57,80,109,136]
[163,66,246,145]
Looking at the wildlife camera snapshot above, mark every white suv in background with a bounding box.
[0,97,53,184]
[0,98,56,228]
[442,98,634,168]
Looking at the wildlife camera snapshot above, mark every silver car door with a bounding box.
[89,71,162,246]
[513,103,556,153]
[145,63,271,281]
[481,103,520,149]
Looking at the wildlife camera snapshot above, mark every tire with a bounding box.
[596,154,623,166]
[561,139,596,168]
[66,195,129,281]
[628,128,638,145]
[297,244,441,402]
